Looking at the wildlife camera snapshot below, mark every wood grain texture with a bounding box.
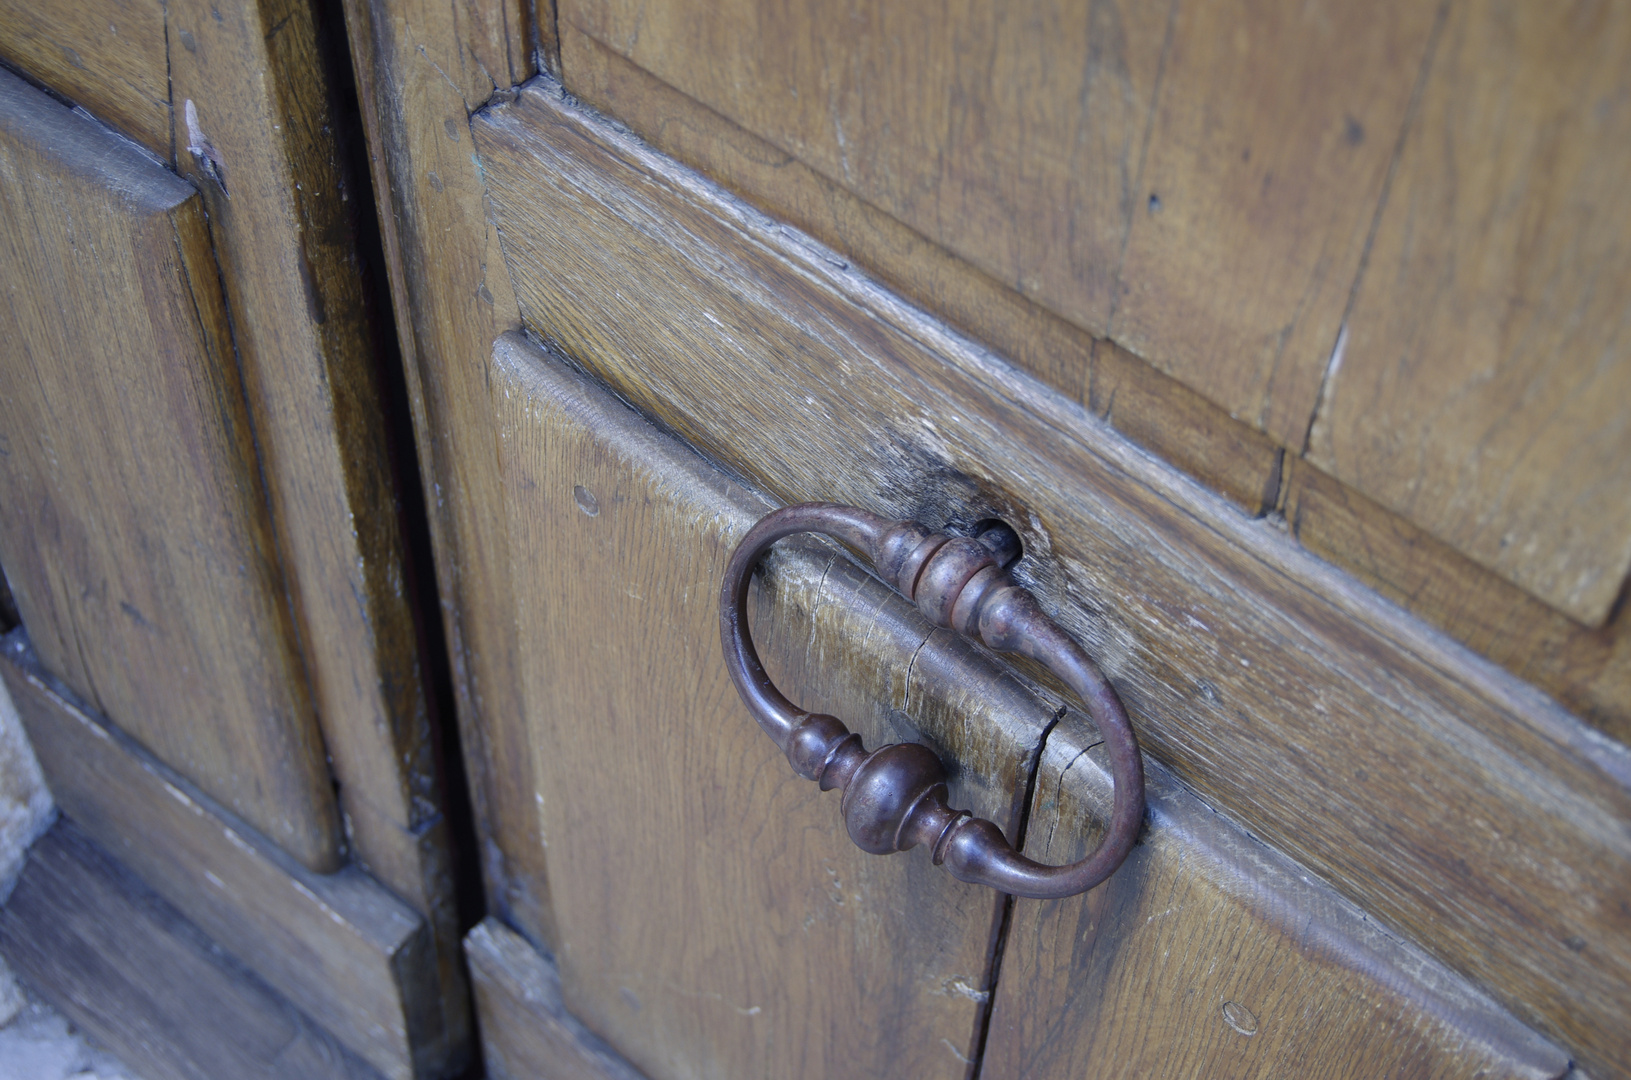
[490,334,1029,1079]
[563,0,1162,362]
[466,919,648,1080]
[0,819,388,1080]
[1308,0,1631,628]
[341,0,547,944]
[0,66,340,868]
[165,0,468,1046]
[472,85,1631,1076]
[1281,456,1631,744]
[1106,0,1439,447]
[561,30,1283,517]
[0,0,170,156]
[982,711,1567,1080]
[489,335,1565,1079]
[563,0,1435,451]
[561,27,1627,734]
[0,632,446,1080]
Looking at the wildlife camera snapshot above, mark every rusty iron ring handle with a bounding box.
[720,502,1146,900]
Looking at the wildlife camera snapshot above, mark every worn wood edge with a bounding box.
[1281,455,1631,744]
[473,84,1631,1072]
[466,918,649,1080]
[0,629,438,1080]
[0,64,185,212]
[1035,713,1571,1076]
[339,0,546,947]
[495,77,1630,796]
[0,819,389,1080]
[558,33,1631,737]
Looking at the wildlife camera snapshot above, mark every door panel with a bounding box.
[1307,0,1631,627]
[471,82,1628,1074]
[562,0,1631,629]
[479,331,1567,1078]
[982,710,1565,1080]
[562,0,1433,455]
[0,67,341,868]
[490,335,1028,1079]
[0,635,439,1080]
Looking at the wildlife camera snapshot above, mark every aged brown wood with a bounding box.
[164,0,468,1040]
[1307,0,1631,628]
[465,919,648,1080]
[981,711,1568,1079]
[562,0,1160,342]
[483,334,1568,1079]
[562,24,1629,741]
[1281,457,1631,743]
[560,27,1283,519]
[0,820,388,1080]
[0,66,341,868]
[340,0,550,943]
[561,0,1437,453]
[488,335,1026,1079]
[1105,0,1439,448]
[0,632,453,1080]
[472,87,1631,1075]
[0,0,170,157]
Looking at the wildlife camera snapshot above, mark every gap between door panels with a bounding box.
[966,704,1069,1080]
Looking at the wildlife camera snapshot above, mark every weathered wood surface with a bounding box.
[466,919,648,1080]
[560,30,1284,520]
[165,0,468,1043]
[561,0,1434,454]
[0,819,387,1080]
[490,335,1023,1079]
[340,0,549,944]
[473,86,1631,1076]
[1104,0,1439,449]
[1280,458,1631,742]
[558,28,1631,735]
[0,631,449,1080]
[1308,0,1631,628]
[982,711,1567,1079]
[0,0,171,156]
[0,66,340,868]
[485,334,1566,1079]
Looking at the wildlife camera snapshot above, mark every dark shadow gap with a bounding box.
[314,6,491,1076]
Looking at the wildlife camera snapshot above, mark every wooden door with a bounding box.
[345,1,1629,1077]
[0,2,470,1075]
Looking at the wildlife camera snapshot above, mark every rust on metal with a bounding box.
[720,502,1146,900]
